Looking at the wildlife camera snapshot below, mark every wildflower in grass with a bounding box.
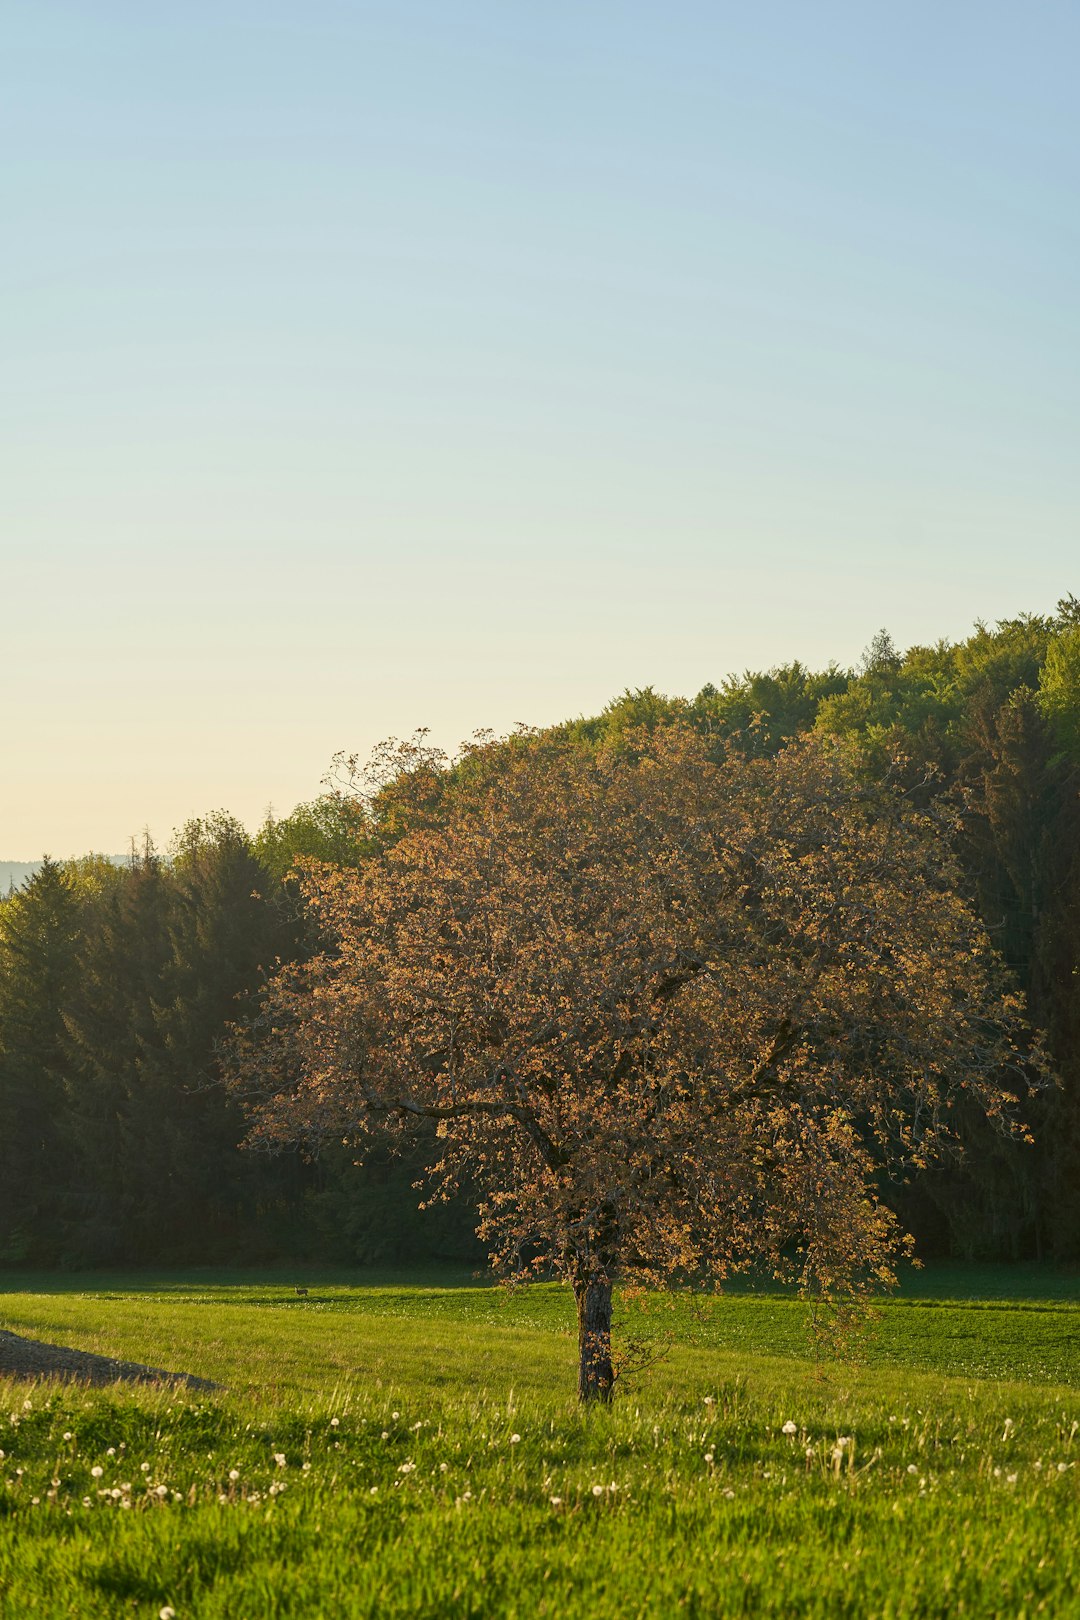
[592,1484,604,1496]
[1007,1473,1018,1484]
[228,1469,240,1482]
[330,1417,340,1427]
[160,1607,176,1619]
[62,1432,72,1441]
[439,1462,448,1472]
[392,1411,400,1420]
[550,1495,563,1507]
[155,1485,168,1498]
[782,1421,797,1436]
[302,1462,311,1471]
[369,1487,378,1495]
[907,1464,918,1474]
[91,1467,103,1479]
[141,1462,151,1472]
[704,1452,714,1465]
[723,1488,735,1499]
[273,1453,286,1468]
[703,1397,715,1407]
[82,1497,90,1507]
[381,1431,389,1441]
[398,1461,416,1475]
[510,1434,521,1445]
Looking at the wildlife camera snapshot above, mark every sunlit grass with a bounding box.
[1,1267,1078,1616]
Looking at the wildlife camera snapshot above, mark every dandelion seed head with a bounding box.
[91,1467,103,1479]
[782,1421,797,1436]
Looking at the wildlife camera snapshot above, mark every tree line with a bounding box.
[2,595,1078,1269]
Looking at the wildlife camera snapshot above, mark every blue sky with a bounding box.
[3,2,1078,854]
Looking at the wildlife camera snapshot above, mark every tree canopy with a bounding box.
[230,724,1036,1398]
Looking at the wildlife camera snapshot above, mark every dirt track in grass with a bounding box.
[0,1327,221,1389]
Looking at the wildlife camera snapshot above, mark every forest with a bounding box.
[2,595,1078,1271]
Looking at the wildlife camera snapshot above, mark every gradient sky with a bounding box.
[4,1,1078,856]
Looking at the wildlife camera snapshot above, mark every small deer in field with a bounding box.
[294,1286,309,1297]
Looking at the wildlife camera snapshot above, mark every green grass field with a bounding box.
[1,1265,1079,1617]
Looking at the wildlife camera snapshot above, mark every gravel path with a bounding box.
[0,1327,222,1390]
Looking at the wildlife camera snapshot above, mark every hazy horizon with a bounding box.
[5,3,1077,853]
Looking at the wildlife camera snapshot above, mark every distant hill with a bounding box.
[1,857,127,896]
[1,862,43,894]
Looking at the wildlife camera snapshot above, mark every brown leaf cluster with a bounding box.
[228,724,1035,1302]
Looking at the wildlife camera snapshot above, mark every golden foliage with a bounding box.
[229,725,1036,1308]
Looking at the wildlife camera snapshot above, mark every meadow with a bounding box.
[1,1266,1079,1618]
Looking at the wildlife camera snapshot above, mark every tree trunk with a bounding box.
[575,1277,614,1403]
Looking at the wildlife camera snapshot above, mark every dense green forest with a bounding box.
[2,597,1078,1268]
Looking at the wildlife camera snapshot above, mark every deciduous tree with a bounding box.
[231,726,1038,1398]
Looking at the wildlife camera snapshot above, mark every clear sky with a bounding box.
[3,1,1077,855]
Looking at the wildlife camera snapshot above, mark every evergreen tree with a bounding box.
[0,861,81,1261]
[61,848,175,1261]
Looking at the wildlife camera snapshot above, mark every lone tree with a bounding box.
[230,725,1035,1400]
